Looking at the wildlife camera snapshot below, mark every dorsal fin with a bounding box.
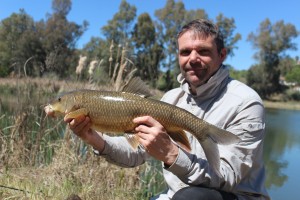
[120,77,152,97]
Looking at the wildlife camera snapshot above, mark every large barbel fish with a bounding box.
[44,78,240,177]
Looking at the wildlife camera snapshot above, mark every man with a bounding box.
[65,19,269,200]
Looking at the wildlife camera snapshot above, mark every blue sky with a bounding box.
[0,0,299,70]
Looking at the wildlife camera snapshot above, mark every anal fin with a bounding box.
[169,130,191,152]
[124,133,140,150]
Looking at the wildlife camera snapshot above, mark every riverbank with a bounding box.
[264,100,300,110]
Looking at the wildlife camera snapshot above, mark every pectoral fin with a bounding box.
[65,108,89,119]
[169,130,191,152]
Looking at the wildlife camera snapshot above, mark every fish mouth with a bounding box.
[44,104,56,117]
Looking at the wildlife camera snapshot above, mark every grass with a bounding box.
[264,100,300,110]
[4,76,298,199]
[0,77,166,199]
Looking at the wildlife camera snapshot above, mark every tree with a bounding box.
[247,19,298,98]
[247,64,269,98]
[215,14,241,57]
[278,56,296,77]
[101,0,136,46]
[154,0,190,90]
[0,9,42,77]
[155,0,186,71]
[82,36,111,79]
[132,13,164,87]
[41,0,88,77]
[285,65,300,83]
[185,9,207,23]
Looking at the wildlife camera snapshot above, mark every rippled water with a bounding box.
[264,108,300,200]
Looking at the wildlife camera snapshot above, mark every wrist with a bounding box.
[91,131,106,155]
[164,144,179,166]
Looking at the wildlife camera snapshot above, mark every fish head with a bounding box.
[44,93,77,117]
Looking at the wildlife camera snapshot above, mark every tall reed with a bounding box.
[0,46,165,199]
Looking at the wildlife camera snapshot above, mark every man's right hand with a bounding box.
[64,115,105,153]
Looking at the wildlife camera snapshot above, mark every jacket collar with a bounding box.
[178,64,229,100]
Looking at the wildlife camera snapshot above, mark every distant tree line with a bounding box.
[0,0,299,99]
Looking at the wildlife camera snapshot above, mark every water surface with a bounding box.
[264,109,300,200]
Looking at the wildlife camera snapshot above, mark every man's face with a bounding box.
[178,30,226,92]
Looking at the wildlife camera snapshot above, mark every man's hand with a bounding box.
[64,115,105,153]
[133,116,179,166]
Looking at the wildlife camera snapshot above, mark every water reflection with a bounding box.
[264,108,300,199]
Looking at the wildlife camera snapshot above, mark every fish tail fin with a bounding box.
[124,133,140,150]
[169,130,191,152]
[200,126,240,177]
[207,125,241,145]
[200,138,222,177]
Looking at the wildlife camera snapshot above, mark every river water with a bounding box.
[264,108,300,200]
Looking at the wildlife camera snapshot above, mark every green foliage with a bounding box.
[247,64,267,97]
[101,0,137,45]
[0,0,87,78]
[41,0,88,77]
[247,19,298,98]
[132,13,164,87]
[0,9,39,76]
[285,89,300,101]
[215,14,241,57]
[279,56,297,77]
[155,0,187,72]
[228,66,247,83]
[285,65,300,83]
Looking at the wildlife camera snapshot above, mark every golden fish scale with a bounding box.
[67,90,208,140]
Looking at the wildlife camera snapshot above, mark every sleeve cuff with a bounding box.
[92,134,114,156]
[164,147,194,176]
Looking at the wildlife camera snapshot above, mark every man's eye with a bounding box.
[180,50,190,56]
[199,49,210,55]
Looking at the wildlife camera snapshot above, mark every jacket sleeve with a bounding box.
[99,135,151,168]
[165,99,266,191]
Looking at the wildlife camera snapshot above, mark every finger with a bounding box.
[71,117,91,135]
[69,116,89,130]
[136,131,151,141]
[135,123,151,133]
[133,116,158,127]
[64,113,86,123]
[78,120,92,136]
[66,114,86,125]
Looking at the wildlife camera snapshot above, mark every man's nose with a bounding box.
[189,50,200,63]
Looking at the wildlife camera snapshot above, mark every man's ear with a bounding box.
[219,48,227,62]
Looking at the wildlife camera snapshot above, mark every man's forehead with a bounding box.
[180,30,212,40]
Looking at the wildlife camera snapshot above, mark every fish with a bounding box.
[44,78,240,177]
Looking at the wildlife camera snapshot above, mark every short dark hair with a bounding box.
[177,19,225,53]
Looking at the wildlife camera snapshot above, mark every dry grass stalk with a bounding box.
[88,60,99,84]
[75,55,87,80]
[109,40,115,77]
[0,39,166,199]
[0,139,144,199]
